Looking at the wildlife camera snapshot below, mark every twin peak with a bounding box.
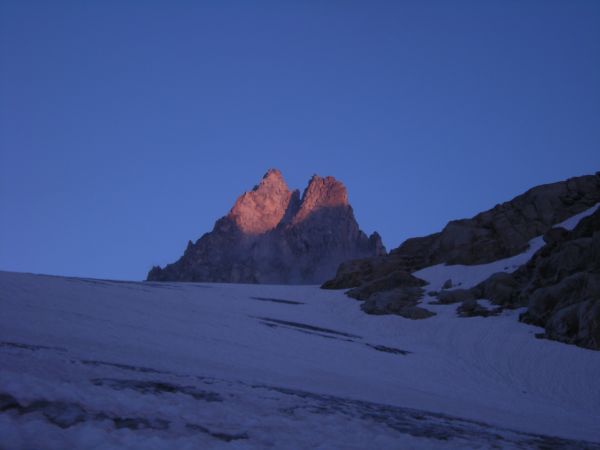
[228,169,350,235]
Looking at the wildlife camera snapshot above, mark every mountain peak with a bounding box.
[148,169,383,284]
[293,175,349,223]
[228,168,292,234]
[258,168,285,186]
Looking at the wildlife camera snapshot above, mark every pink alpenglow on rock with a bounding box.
[292,175,349,225]
[228,169,293,235]
[147,169,385,284]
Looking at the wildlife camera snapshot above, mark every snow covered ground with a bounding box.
[1,204,599,449]
[1,271,599,449]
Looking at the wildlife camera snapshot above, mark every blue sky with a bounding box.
[1,1,599,280]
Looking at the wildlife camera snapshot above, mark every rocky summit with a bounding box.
[147,169,385,284]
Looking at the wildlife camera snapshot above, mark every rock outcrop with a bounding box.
[462,207,600,350]
[147,169,385,284]
[323,172,600,290]
[322,171,600,349]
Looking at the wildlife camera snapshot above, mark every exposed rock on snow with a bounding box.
[324,172,600,289]
[343,271,435,318]
[441,279,453,289]
[416,203,600,349]
[469,207,600,350]
[456,299,502,318]
[435,288,477,305]
[471,272,521,306]
[323,172,600,346]
[359,287,430,317]
[147,169,384,284]
[346,270,426,301]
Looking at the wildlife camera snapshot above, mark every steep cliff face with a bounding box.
[228,169,294,235]
[147,169,385,284]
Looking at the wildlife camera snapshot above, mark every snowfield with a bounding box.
[1,205,599,449]
[1,273,599,449]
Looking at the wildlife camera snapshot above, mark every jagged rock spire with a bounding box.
[147,169,385,284]
[293,175,349,224]
[228,169,292,234]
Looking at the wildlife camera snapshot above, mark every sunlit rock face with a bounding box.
[292,175,348,224]
[229,169,294,235]
[147,169,385,284]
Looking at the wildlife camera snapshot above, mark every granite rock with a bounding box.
[466,207,600,350]
[147,169,385,284]
[324,172,600,289]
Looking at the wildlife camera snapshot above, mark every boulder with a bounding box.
[396,306,436,320]
[472,272,521,307]
[457,299,502,318]
[435,289,476,305]
[346,271,427,301]
[360,287,434,319]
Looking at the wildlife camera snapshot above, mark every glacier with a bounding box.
[1,267,599,449]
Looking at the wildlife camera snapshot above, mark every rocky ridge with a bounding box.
[324,173,600,291]
[322,172,600,349]
[474,207,599,349]
[147,169,384,284]
[432,206,600,349]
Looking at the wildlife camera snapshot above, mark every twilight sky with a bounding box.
[1,1,599,280]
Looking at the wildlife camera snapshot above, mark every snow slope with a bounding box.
[1,272,599,449]
[1,204,599,449]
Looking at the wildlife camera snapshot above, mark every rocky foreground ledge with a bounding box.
[432,206,600,350]
[323,172,600,350]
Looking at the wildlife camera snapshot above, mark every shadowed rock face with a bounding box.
[322,171,600,349]
[465,207,600,350]
[147,169,385,284]
[324,172,600,290]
